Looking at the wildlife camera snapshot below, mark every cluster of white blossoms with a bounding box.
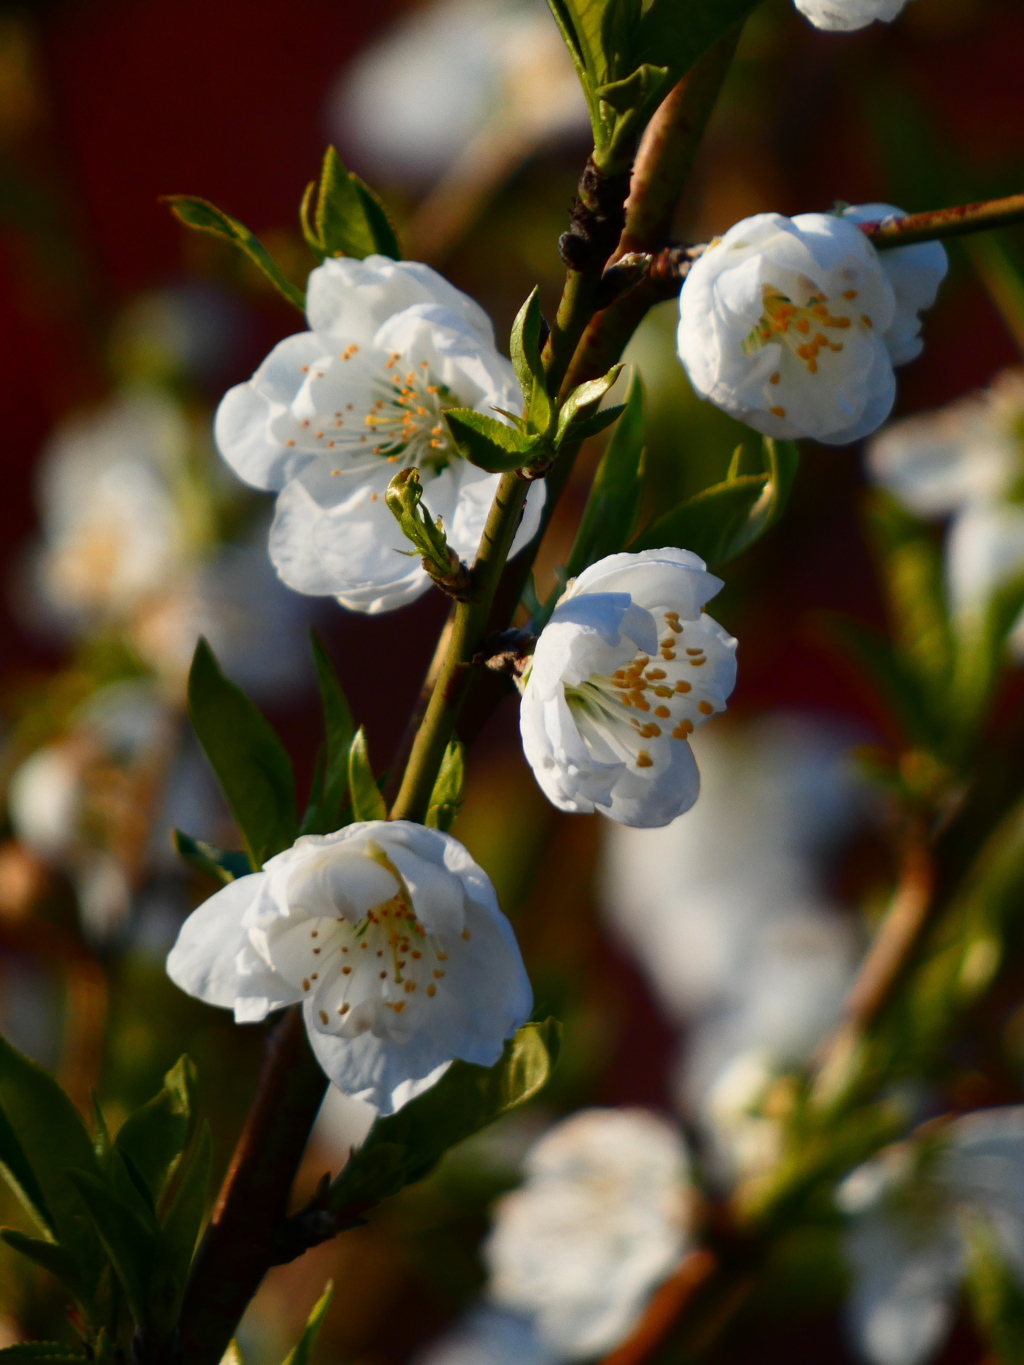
[484,1108,692,1359]
[868,367,1024,653]
[167,821,531,1114]
[215,255,545,615]
[678,204,947,445]
[795,0,911,31]
[600,716,863,1182]
[520,549,737,828]
[838,1108,1024,1365]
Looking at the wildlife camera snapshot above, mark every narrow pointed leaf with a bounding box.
[510,287,545,397]
[280,1282,335,1365]
[161,1121,212,1292]
[348,729,386,823]
[556,364,623,441]
[630,474,768,567]
[425,740,465,832]
[188,639,298,869]
[329,1020,560,1212]
[162,196,305,310]
[565,368,645,581]
[314,146,400,261]
[566,402,626,443]
[302,633,355,835]
[173,831,252,886]
[114,1057,197,1204]
[444,409,537,474]
[67,1171,155,1327]
[0,1034,104,1289]
[0,1231,86,1303]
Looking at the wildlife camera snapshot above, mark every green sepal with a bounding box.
[556,364,623,443]
[443,409,539,474]
[300,632,355,836]
[0,1230,87,1305]
[113,1056,197,1206]
[348,728,386,823]
[187,638,298,870]
[302,146,400,262]
[425,740,465,832]
[172,831,252,886]
[280,1281,335,1365]
[0,1033,104,1299]
[328,1019,560,1213]
[162,196,305,311]
[564,368,645,585]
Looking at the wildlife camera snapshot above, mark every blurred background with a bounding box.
[0,0,1021,1360]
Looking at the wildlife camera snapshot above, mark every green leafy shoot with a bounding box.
[348,728,387,823]
[328,1019,560,1215]
[301,632,356,836]
[162,196,305,311]
[188,638,298,869]
[300,146,400,262]
[280,1281,335,1365]
[425,740,465,832]
[172,831,252,886]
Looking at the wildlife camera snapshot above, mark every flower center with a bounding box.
[282,847,461,1040]
[743,283,868,375]
[565,610,720,771]
[364,354,459,474]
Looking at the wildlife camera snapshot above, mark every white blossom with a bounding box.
[600,716,864,1182]
[520,550,737,828]
[841,205,948,365]
[677,209,937,444]
[33,389,193,625]
[166,821,532,1115]
[331,0,588,186]
[838,1108,1024,1365]
[794,0,910,31]
[484,1108,691,1359]
[215,255,545,615]
[413,1306,559,1365]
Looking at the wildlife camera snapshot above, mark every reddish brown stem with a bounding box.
[599,1251,719,1365]
[861,193,1024,248]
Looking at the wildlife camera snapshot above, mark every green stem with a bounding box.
[388,472,530,823]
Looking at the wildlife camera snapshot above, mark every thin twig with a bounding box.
[861,193,1024,248]
[598,1251,718,1365]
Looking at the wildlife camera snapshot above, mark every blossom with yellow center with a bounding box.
[677,209,943,445]
[519,549,737,828]
[166,820,532,1114]
[214,255,545,615]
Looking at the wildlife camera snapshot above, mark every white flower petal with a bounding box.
[794,0,910,29]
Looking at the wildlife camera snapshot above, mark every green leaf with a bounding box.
[0,1344,88,1361]
[114,1057,197,1205]
[638,0,763,88]
[305,146,400,261]
[0,1034,104,1296]
[280,1281,335,1365]
[443,409,538,474]
[736,436,799,554]
[510,288,552,435]
[161,1121,211,1293]
[556,364,623,442]
[188,639,298,870]
[162,196,305,311]
[301,632,355,836]
[565,368,645,582]
[0,1231,87,1303]
[329,1020,560,1213]
[566,403,626,443]
[67,1171,155,1328]
[172,831,251,886]
[425,740,465,832]
[348,728,386,823]
[630,474,768,568]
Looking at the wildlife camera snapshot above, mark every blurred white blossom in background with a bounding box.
[413,1306,558,1365]
[838,1107,1024,1365]
[600,716,866,1181]
[329,0,588,188]
[868,368,1024,655]
[484,1107,692,1358]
